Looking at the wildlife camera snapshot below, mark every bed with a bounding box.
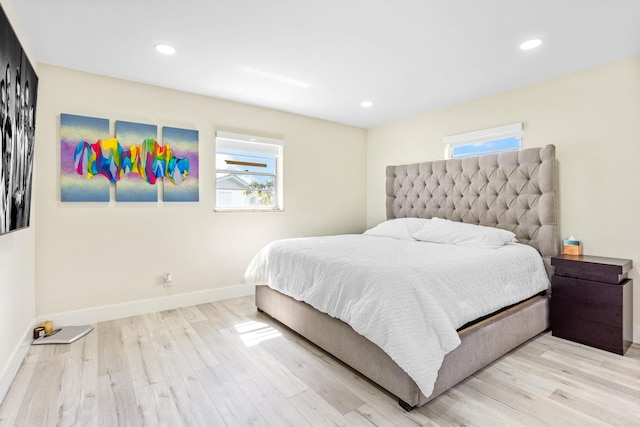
[248,144,558,409]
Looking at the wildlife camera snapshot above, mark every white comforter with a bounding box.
[243,234,550,397]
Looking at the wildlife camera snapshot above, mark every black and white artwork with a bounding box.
[1,4,38,235]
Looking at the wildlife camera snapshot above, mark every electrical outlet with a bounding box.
[164,273,173,288]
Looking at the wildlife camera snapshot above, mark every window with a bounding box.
[443,123,523,159]
[215,131,283,211]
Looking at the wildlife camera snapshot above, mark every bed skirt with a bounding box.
[255,284,550,408]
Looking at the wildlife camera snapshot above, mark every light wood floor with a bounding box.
[1,296,640,427]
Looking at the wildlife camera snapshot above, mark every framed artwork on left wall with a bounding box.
[0,4,39,235]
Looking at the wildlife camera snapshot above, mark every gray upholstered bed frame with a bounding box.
[256,145,558,409]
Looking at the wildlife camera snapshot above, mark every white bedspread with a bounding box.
[243,234,550,397]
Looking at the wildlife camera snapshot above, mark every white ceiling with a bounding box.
[10,0,640,128]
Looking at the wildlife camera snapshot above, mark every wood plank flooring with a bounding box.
[1,295,640,426]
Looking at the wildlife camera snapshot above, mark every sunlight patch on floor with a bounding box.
[234,321,281,347]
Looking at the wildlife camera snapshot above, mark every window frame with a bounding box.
[215,131,284,212]
[443,123,523,159]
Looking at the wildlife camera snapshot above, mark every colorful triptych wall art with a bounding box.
[60,114,110,202]
[162,126,199,202]
[115,121,158,202]
[60,113,199,202]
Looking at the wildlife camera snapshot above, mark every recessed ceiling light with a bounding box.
[360,101,373,108]
[519,38,543,50]
[155,44,176,55]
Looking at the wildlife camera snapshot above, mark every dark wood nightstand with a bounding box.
[550,254,633,355]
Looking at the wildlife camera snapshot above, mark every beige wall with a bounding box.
[0,0,37,396]
[367,56,640,342]
[34,64,367,316]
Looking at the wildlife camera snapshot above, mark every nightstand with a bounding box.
[550,254,633,355]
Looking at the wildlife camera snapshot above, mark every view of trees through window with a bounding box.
[243,178,275,206]
[215,142,280,209]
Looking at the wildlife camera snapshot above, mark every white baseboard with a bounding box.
[1,284,254,403]
[0,323,33,405]
[34,284,256,327]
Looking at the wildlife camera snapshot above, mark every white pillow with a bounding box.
[411,217,517,248]
[363,218,431,241]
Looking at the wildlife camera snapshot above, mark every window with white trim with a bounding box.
[443,123,523,159]
[215,131,283,211]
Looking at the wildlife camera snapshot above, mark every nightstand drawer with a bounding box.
[551,276,627,305]
[552,316,623,354]
[551,295,622,328]
[551,255,631,284]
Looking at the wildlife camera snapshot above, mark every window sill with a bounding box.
[214,207,283,213]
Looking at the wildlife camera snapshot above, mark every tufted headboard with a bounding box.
[386,145,558,259]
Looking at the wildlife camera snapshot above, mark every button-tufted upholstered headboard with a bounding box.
[386,145,558,259]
